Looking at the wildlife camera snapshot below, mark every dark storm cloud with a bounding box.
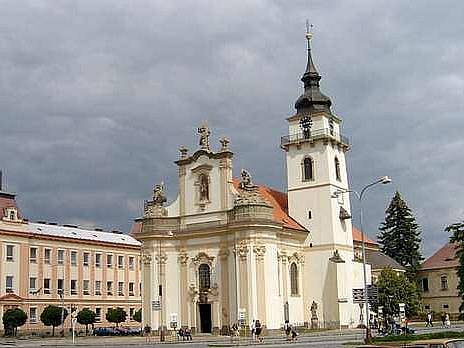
[1,1,463,256]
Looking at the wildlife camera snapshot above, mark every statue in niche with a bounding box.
[199,174,209,201]
[153,182,167,206]
[197,123,211,151]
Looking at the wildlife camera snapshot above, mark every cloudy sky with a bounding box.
[1,1,463,257]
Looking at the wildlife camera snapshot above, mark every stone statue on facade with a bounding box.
[239,169,256,190]
[153,182,167,206]
[197,123,211,151]
[310,301,319,329]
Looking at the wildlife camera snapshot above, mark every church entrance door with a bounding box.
[199,303,212,333]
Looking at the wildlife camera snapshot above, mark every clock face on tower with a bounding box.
[299,116,312,139]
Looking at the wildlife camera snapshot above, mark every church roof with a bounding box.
[352,227,378,247]
[421,242,459,270]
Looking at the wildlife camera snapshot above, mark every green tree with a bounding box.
[77,308,96,335]
[133,308,142,323]
[448,219,464,316]
[378,191,423,281]
[40,305,68,336]
[106,307,127,327]
[2,308,27,336]
[373,267,421,318]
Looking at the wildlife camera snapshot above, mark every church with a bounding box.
[132,32,369,334]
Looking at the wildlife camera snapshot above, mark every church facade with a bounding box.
[133,34,368,334]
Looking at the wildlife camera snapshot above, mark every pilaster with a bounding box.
[253,244,266,324]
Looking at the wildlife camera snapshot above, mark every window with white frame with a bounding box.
[129,256,135,270]
[107,281,113,295]
[70,280,77,295]
[83,280,90,295]
[95,253,102,268]
[129,308,134,320]
[95,281,101,295]
[118,282,124,296]
[107,254,113,268]
[441,275,449,290]
[6,245,14,262]
[57,279,64,293]
[95,308,101,322]
[129,282,134,296]
[118,255,124,269]
[29,247,37,263]
[30,307,37,323]
[56,249,64,265]
[43,278,50,294]
[29,277,37,291]
[71,251,77,266]
[6,276,13,293]
[83,252,90,266]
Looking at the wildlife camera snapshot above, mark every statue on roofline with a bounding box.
[153,182,167,207]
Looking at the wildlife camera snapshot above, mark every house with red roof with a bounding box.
[418,243,460,318]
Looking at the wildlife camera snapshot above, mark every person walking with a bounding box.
[284,320,291,340]
[426,312,433,327]
[445,313,451,328]
[255,320,263,343]
[250,319,256,341]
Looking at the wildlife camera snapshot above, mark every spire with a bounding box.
[295,23,332,114]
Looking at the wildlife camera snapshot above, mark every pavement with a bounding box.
[1,323,463,348]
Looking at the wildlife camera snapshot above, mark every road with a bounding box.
[3,324,463,348]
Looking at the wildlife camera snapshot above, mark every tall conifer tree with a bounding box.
[378,191,423,280]
[448,220,464,316]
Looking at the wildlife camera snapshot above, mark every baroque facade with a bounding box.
[134,33,370,334]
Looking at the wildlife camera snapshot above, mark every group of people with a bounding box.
[425,312,451,328]
[250,320,264,342]
[177,327,193,341]
[284,320,298,341]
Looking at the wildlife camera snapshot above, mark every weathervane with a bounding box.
[305,20,313,42]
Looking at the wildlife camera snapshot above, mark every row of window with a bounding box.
[5,245,137,270]
[28,307,139,324]
[422,275,449,292]
[5,276,139,296]
[301,156,342,182]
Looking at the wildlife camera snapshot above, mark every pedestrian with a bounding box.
[250,319,256,341]
[255,320,263,343]
[290,325,298,341]
[178,327,184,341]
[184,327,192,341]
[284,320,291,340]
[445,313,451,328]
[441,312,446,327]
[426,312,433,327]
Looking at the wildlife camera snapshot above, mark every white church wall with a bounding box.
[263,243,283,330]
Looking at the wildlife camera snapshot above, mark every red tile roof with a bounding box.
[421,242,459,270]
[352,226,378,246]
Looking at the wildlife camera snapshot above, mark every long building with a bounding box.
[0,188,142,333]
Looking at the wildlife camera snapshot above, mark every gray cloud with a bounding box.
[1,0,463,256]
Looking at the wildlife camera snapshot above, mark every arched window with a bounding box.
[334,157,341,181]
[199,174,209,201]
[290,262,299,296]
[302,157,314,181]
[199,263,211,290]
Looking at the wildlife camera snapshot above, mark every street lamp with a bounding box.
[332,176,391,343]
[158,230,174,342]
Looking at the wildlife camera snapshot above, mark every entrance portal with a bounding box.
[199,303,212,333]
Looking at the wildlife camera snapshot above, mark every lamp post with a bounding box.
[333,176,391,343]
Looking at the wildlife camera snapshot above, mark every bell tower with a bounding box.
[281,28,358,328]
[281,28,352,248]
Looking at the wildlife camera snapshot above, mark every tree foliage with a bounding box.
[448,220,464,314]
[40,305,68,336]
[373,267,421,318]
[133,308,142,323]
[378,191,423,281]
[3,308,27,336]
[77,308,96,335]
[106,307,127,327]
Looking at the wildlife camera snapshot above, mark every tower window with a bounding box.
[199,174,209,201]
[199,263,211,290]
[335,157,341,181]
[290,262,299,296]
[308,210,312,219]
[302,157,314,181]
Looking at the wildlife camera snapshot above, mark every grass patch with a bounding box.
[373,331,464,343]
